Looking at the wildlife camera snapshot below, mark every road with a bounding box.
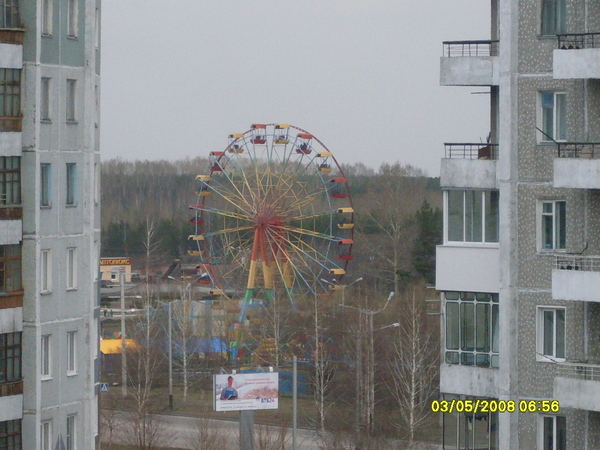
[101,410,326,449]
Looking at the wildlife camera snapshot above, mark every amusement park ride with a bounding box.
[187,124,354,352]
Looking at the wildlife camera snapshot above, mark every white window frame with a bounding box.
[67,0,78,38]
[41,334,51,379]
[41,0,53,36]
[66,414,76,450]
[537,307,566,362]
[41,420,52,450]
[66,163,77,206]
[66,79,76,123]
[67,247,77,290]
[67,331,76,375]
[40,163,52,207]
[538,415,566,450]
[41,249,52,293]
[538,91,566,142]
[41,77,51,122]
[538,200,566,252]
[444,190,500,245]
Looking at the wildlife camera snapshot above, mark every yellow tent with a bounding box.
[100,338,139,355]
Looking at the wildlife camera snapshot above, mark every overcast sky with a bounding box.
[101,1,490,176]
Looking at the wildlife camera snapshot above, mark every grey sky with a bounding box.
[101,0,490,175]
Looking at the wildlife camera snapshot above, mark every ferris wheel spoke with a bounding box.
[196,205,253,222]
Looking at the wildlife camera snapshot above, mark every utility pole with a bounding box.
[120,270,127,398]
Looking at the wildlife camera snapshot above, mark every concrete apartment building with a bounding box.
[0,0,100,448]
[437,0,600,448]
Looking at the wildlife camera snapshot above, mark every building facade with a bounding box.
[0,0,100,448]
[437,0,600,448]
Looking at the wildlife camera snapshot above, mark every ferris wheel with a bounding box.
[188,124,354,320]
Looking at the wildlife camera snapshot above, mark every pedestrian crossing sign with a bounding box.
[100,383,109,393]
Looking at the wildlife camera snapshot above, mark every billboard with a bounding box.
[214,372,279,412]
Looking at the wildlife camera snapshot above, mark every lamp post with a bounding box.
[340,291,396,436]
[120,270,127,398]
[320,276,363,306]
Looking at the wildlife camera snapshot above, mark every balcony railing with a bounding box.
[442,40,499,57]
[557,142,600,158]
[0,380,22,397]
[555,255,600,272]
[557,361,600,381]
[444,143,498,160]
[557,33,600,50]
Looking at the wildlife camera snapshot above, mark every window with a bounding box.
[41,249,51,293]
[538,307,565,361]
[0,245,21,294]
[540,201,566,250]
[443,394,499,449]
[446,190,499,243]
[40,163,51,207]
[541,0,566,35]
[41,77,50,121]
[0,156,20,207]
[540,415,566,450]
[66,163,77,206]
[1,0,19,28]
[67,247,76,289]
[66,79,76,122]
[445,292,499,368]
[66,415,76,450]
[67,331,76,374]
[41,334,51,378]
[0,419,21,449]
[67,0,78,37]
[41,420,51,450]
[0,332,21,383]
[0,69,21,117]
[539,91,566,142]
[41,0,52,35]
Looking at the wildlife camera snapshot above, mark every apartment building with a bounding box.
[436,0,600,448]
[0,1,101,448]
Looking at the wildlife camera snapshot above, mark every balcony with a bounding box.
[436,245,499,293]
[0,393,21,422]
[554,362,600,412]
[440,364,497,398]
[553,143,600,189]
[0,2,23,45]
[441,143,498,189]
[552,255,600,302]
[440,40,499,86]
[554,33,600,79]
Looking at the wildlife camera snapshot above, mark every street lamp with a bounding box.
[320,276,363,306]
[339,291,395,436]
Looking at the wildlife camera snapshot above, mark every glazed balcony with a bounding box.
[554,362,600,412]
[440,40,499,86]
[554,33,600,79]
[553,143,600,189]
[552,255,600,302]
[436,245,499,293]
[441,143,498,189]
[0,2,23,45]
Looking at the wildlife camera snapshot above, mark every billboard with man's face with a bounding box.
[213,372,279,412]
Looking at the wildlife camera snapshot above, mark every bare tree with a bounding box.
[311,294,336,435]
[387,283,439,447]
[256,423,290,450]
[170,284,195,403]
[186,417,234,450]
